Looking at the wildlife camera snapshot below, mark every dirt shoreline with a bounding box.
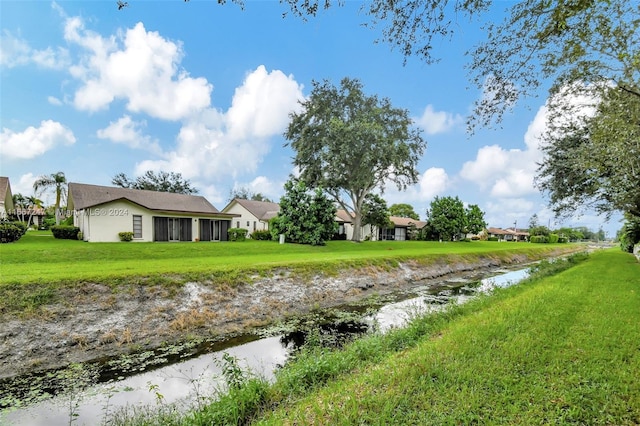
[0,249,578,381]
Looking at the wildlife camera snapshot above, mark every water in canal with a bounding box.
[2,267,529,425]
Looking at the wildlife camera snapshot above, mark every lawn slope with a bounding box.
[254,250,640,425]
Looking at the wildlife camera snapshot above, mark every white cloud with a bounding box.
[484,198,534,228]
[227,66,304,139]
[66,19,211,120]
[11,173,38,196]
[96,115,162,154]
[414,104,463,135]
[419,167,450,199]
[137,66,304,181]
[47,96,63,106]
[459,102,548,198]
[0,30,69,69]
[1,120,76,159]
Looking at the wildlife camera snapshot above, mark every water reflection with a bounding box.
[3,267,529,425]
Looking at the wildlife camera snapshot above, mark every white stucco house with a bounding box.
[0,177,15,220]
[334,209,376,241]
[379,216,427,241]
[68,183,238,242]
[221,198,280,236]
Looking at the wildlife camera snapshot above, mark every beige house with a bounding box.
[334,209,377,241]
[68,183,237,242]
[0,177,14,220]
[221,198,280,236]
[379,216,427,241]
[485,227,530,242]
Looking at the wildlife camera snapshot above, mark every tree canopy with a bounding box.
[464,204,487,235]
[362,194,392,232]
[425,196,467,241]
[228,187,272,203]
[388,203,419,220]
[112,171,198,195]
[269,179,337,246]
[285,77,425,241]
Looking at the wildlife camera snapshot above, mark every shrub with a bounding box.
[61,216,74,226]
[251,230,272,241]
[487,236,499,242]
[0,222,25,243]
[558,236,568,243]
[228,228,248,241]
[118,231,134,242]
[530,235,549,244]
[12,221,28,236]
[51,225,80,240]
[548,233,559,243]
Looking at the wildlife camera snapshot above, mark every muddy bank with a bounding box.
[0,250,575,380]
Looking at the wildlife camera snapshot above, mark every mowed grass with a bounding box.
[251,250,640,425]
[0,231,570,286]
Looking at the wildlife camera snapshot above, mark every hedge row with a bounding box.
[51,225,80,240]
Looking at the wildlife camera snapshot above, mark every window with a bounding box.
[247,221,250,227]
[133,215,142,238]
[236,221,240,228]
[253,221,256,231]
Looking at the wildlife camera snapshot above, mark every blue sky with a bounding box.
[0,1,622,236]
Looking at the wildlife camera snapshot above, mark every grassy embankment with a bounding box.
[117,249,639,425]
[0,231,577,315]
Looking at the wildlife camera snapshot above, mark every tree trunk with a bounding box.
[351,210,362,242]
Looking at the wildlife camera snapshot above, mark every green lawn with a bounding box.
[0,231,573,286]
[251,250,640,425]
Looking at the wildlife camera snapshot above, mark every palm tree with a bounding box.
[33,172,67,225]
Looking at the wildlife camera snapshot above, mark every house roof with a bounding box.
[389,216,427,229]
[0,176,14,211]
[335,209,354,223]
[68,182,232,216]
[224,198,280,221]
[487,227,530,236]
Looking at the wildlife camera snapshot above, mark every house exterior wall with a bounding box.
[73,200,225,243]
[74,200,153,242]
[224,203,268,234]
[341,222,375,241]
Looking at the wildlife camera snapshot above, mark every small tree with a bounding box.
[465,204,487,236]
[362,194,392,239]
[270,179,337,246]
[388,203,419,220]
[426,196,467,241]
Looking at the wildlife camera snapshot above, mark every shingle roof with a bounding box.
[389,216,427,229]
[68,182,225,215]
[229,198,280,221]
[335,209,354,223]
[0,177,14,211]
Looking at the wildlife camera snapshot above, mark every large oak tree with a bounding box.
[285,77,426,241]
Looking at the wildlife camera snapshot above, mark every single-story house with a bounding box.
[68,182,238,242]
[221,198,280,235]
[379,216,427,241]
[0,177,15,220]
[334,209,376,241]
[13,207,46,228]
[485,227,530,242]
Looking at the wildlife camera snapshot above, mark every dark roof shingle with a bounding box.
[68,182,222,215]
